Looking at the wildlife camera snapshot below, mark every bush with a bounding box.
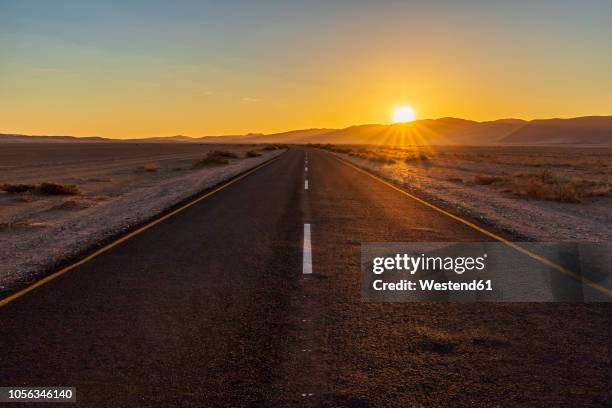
[37,183,80,195]
[1,182,80,195]
[143,163,159,172]
[262,145,279,151]
[1,184,36,193]
[245,150,262,158]
[135,163,160,173]
[471,175,505,185]
[368,155,396,164]
[210,150,238,158]
[193,152,231,167]
[405,152,430,162]
[317,144,352,154]
[497,170,612,203]
[511,172,582,203]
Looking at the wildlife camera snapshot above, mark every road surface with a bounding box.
[1,148,610,407]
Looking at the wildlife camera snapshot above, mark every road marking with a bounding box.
[0,155,284,308]
[305,166,308,172]
[304,180,309,190]
[334,155,612,297]
[303,223,312,274]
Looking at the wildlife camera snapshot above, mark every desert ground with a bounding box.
[1,145,610,406]
[0,143,283,292]
[319,145,612,242]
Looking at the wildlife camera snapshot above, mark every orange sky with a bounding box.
[1,1,611,138]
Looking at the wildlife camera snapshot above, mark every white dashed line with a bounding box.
[303,224,312,274]
[304,180,309,190]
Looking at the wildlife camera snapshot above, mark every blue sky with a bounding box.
[1,0,611,137]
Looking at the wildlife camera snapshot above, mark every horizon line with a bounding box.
[2,114,611,140]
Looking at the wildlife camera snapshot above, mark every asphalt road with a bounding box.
[1,148,610,407]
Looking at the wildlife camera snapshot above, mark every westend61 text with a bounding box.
[373,279,493,292]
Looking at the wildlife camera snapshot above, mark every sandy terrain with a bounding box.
[324,145,611,242]
[0,143,283,292]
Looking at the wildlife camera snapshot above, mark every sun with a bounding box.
[392,106,416,123]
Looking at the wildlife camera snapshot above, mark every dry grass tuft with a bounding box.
[1,183,36,193]
[512,172,584,203]
[245,150,262,158]
[86,177,112,182]
[404,152,430,162]
[470,175,506,185]
[52,199,91,210]
[37,182,80,196]
[134,162,160,173]
[313,143,352,154]
[468,170,610,203]
[1,183,80,195]
[348,150,396,164]
[144,163,160,172]
[193,151,238,167]
[210,150,239,159]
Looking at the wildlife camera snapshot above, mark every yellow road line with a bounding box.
[333,154,611,298]
[0,155,282,308]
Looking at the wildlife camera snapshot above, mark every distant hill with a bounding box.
[130,135,195,143]
[2,116,611,145]
[289,118,526,146]
[198,129,334,144]
[0,134,108,143]
[499,116,612,145]
[0,129,335,144]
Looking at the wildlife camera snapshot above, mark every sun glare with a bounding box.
[392,106,416,123]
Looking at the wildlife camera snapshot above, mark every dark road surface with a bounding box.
[1,148,610,407]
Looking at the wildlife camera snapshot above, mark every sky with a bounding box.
[1,0,611,138]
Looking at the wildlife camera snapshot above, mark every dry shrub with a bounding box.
[317,144,352,154]
[210,150,238,158]
[37,183,80,195]
[2,182,79,196]
[193,151,234,167]
[245,150,261,158]
[86,177,112,182]
[368,155,396,164]
[52,199,91,210]
[1,183,36,193]
[470,175,506,185]
[347,149,395,164]
[262,145,279,151]
[405,152,430,162]
[143,163,160,172]
[510,171,571,202]
[465,169,610,203]
[135,163,160,173]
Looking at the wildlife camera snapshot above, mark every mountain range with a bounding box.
[2,116,611,146]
